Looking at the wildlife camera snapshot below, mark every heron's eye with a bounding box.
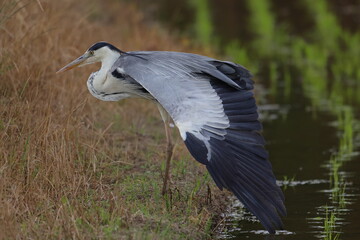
[89,50,94,55]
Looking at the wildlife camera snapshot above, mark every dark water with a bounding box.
[135,0,360,239]
[217,80,360,239]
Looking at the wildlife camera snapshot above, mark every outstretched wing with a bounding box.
[115,51,286,233]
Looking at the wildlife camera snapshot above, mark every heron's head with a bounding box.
[57,42,123,73]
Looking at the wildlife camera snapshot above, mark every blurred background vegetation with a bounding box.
[1,0,360,239]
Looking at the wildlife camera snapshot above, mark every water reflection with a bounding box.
[216,80,360,239]
[216,95,349,239]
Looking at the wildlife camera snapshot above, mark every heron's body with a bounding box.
[58,42,286,234]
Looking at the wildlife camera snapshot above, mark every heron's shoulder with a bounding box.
[114,51,211,71]
[122,51,212,61]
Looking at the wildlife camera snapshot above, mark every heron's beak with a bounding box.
[56,52,90,73]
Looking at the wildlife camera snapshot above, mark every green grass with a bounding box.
[188,0,213,45]
[281,175,296,191]
[246,0,278,57]
[323,207,340,240]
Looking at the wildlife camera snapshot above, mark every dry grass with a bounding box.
[0,0,225,239]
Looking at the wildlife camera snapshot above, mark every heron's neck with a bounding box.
[93,51,121,86]
[99,51,121,75]
[87,51,120,99]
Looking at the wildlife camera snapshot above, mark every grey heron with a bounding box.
[57,42,286,233]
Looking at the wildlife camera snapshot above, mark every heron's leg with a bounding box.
[162,119,174,195]
[157,104,174,195]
